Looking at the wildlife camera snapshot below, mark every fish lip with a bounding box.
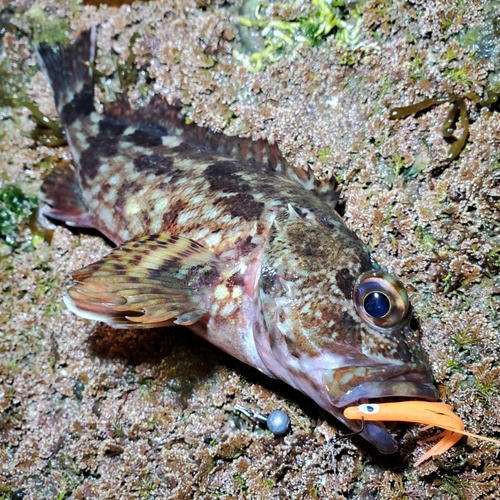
[327,368,439,409]
[333,377,439,409]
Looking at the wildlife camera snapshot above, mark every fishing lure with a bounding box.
[344,401,500,466]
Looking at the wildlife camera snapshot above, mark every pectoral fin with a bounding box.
[64,234,222,328]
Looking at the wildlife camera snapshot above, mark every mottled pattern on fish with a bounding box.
[37,28,438,455]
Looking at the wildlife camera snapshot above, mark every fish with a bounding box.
[36,28,439,455]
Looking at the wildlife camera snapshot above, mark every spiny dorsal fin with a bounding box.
[104,96,339,205]
[278,165,340,206]
[64,234,223,328]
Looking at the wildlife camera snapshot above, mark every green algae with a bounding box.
[0,184,37,251]
[0,53,31,107]
[24,4,71,45]
[23,101,66,147]
[235,0,364,71]
[116,32,142,93]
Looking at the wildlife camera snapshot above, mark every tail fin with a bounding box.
[36,28,96,124]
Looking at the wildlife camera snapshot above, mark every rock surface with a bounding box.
[1,0,499,498]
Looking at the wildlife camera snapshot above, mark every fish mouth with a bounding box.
[324,366,439,454]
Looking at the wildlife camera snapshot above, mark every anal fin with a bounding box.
[64,234,223,329]
[39,161,93,227]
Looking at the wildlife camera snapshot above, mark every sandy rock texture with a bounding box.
[1,0,499,498]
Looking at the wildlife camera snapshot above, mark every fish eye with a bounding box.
[363,291,390,318]
[352,271,410,330]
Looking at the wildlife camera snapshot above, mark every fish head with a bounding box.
[258,205,438,454]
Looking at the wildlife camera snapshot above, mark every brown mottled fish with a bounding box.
[36,28,438,454]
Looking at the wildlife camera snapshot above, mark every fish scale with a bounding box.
[36,27,439,455]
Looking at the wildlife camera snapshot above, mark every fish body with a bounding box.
[37,29,438,454]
